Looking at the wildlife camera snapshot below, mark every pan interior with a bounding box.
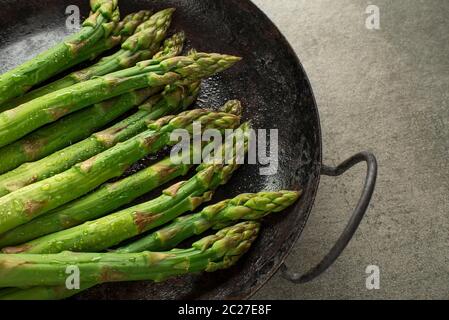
[0,0,322,299]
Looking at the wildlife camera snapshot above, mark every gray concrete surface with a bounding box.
[251,0,449,300]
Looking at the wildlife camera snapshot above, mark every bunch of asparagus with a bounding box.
[0,0,302,300]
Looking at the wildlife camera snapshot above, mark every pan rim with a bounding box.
[236,0,324,300]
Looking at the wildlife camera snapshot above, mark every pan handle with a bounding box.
[280,151,378,284]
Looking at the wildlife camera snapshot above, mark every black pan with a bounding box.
[0,0,378,299]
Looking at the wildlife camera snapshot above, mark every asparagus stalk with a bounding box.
[0,0,121,106]
[118,190,301,253]
[0,114,245,300]
[1,188,295,299]
[0,9,176,112]
[0,102,243,247]
[0,88,158,176]
[0,222,260,290]
[0,283,97,301]
[0,81,199,197]
[0,151,198,248]
[0,32,187,175]
[0,52,241,147]
[15,173,216,254]
[4,114,246,254]
[0,109,240,235]
[0,89,204,249]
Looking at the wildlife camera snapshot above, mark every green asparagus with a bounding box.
[11,173,216,254]
[118,190,301,253]
[152,31,187,61]
[0,109,240,235]
[0,52,241,147]
[0,189,294,300]
[0,103,246,247]
[4,116,246,254]
[0,81,199,197]
[0,283,97,301]
[0,150,198,248]
[0,222,260,291]
[0,0,120,106]
[0,9,175,111]
[0,32,187,175]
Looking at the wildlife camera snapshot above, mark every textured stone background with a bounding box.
[252,0,449,300]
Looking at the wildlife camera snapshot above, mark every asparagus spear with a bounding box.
[0,284,96,301]
[4,117,246,254]
[0,102,243,247]
[117,190,301,253]
[0,222,260,290]
[0,81,199,197]
[6,161,242,255]
[0,88,157,176]
[152,31,187,61]
[0,151,198,248]
[0,113,205,250]
[0,109,240,235]
[0,189,297,300]
[112,10,153,38]
[0,52,241,148]
[13,172,217,254]
[0,0,121,106]
[0,9,176,112]
[0,32,187,175]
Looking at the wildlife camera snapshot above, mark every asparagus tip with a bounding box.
[193,221,260,252]
[220,100,243,116]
